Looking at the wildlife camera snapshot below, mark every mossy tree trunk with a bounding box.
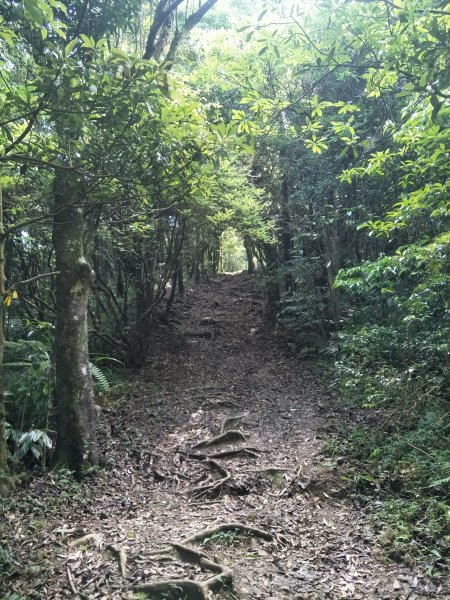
[52,171,97,472]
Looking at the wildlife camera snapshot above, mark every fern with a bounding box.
[429,457,450,489]
[4,338,53,431]
[429,476,450,488]
[89,363,110,392]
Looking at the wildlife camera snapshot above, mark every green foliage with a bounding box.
[332,236,449,564]
[326,417,450,564]
[89,363,110,393]
[377,497,450,565]
[12,427,53,461]
[217,0,450,567]
[4,337,53,432]
[220,228,247,272]
[279,257,333,353]
[333,235,449,411]
[0,541,13,574]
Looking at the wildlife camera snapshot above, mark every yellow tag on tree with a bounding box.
[4,290,18,306]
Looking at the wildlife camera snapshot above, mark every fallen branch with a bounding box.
[192,430,247,450]
[66,565,78,595]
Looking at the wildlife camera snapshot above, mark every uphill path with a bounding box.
[1,273,447,599]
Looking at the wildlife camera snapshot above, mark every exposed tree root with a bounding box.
[192,430,247,450]
[221,414,246,433]
[208,447,259,459]
[189,459,230,498]
[136,579,211,600]
[181,522,273,545]
[188,447,259,460]
[108,544,127,577]
[206,398,239,408]
[185,330,214,339]
[171,542,209,563]
[137,409,272,597]
[68,533,103,548]
[136,546,232,599]
[136,523,271,598]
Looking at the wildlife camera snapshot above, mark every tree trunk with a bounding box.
[324,191,340,329]
[280,176,293,291]
[52,171,97,472]
[0,185,9,486]
[178,260,185,295]
[262,242,280,318]
[244,236,255,274]
[164,262,178,320]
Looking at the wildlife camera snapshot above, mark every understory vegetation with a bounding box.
[0,0,449,576]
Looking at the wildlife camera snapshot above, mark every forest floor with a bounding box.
[1,273,449,600]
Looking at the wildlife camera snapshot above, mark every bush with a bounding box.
[330,238,450,565]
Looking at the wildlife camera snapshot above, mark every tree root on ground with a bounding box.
[185,330,214,339]
[136,524,272,599]
[206,397,240,408]
[189,459,230,499]
[188,447,259,460]
[68,533,103,548]
[136,578,220,600]
[137,418,272,597]
[136,545,232,599]
[221,415,246,433]
[181,522,273,545]
[192,430,247,450]
[107,544,127,577]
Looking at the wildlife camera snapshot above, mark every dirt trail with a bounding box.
[1,274,447,599]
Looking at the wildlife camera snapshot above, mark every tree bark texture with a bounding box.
[52,172,97,472]
[244,236,255,274]
[0,185,8,480]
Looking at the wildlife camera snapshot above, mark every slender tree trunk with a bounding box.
[324,191,340,329]
[52,171,97,472]
[244,236,255,274]
[178,260,184,295]
[0,185,9,485]
[164,262,178,320]
[262,242,280,318]
[280,176,293,291]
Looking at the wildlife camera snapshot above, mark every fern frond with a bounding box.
[429,476,450,488]
[89,363,110,392]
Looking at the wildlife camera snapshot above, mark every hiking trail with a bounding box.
[2,274,447,599]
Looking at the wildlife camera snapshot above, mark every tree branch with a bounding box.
[4,271,60,295]
[164,0,219,64]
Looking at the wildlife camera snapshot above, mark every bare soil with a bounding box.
[1,273,448,599]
